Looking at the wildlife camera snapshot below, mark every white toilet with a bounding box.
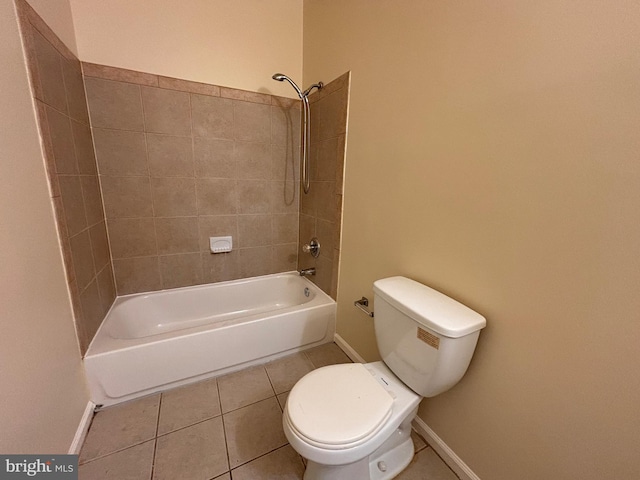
[283,276,486,480]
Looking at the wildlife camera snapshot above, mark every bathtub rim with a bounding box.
[85,271,334,357]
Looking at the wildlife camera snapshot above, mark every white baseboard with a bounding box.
[333,333,366,363]
[412,416,481,480]
[68,401,95,454]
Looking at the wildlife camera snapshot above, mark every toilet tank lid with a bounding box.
[373,277,486,338]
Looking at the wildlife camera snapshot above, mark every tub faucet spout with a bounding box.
[298,268,316,276]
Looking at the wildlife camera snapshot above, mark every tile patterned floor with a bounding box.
[78,343,458,479]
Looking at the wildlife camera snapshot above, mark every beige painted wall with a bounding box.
[25,0,77,54]
[304,1,640,478]
[68,0,302,99]
[0,1,88,453]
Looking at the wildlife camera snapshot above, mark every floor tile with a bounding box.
[304,342,352,368]
[411,429,428,452]
[396,447,458,480]
[158,377,221,435]
[80,394,160,463]
[231,445,304,480]
[78,440,154,480]
[218,365,275,413]
[276,392,289,411]
[213,474,231,480]
[265,352,315,394]
[223,397,288,468]
[153,417,228,480]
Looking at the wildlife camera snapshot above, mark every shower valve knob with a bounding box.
[303,238,320,258]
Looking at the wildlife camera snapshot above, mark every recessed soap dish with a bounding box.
[210,236,232,254]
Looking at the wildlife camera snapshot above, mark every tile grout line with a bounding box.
[149,393,163,480]
[216,379,232,476]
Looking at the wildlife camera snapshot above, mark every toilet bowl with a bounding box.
[283,362,421,480]
[283,276,486,479]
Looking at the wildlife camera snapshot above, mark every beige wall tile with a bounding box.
[46,105,77,174]
[107,217,157,259]
[159,253,203,289]
[318,88,348,141]
[310,251,332,295]
[238,246,274,278]
[271,104,301,148]
[196,178,237,215]
[96,264,116,315]
[62,59,90,125]
[271,181,298,214]
[82,62,159,87]
[79,279,104,348]
[237,180,270,214]
[58,175,87,236]
[198,215,238,251]
[141,86,191,136]
[158,76,220,96]
[235,141,272,179]
[316,219,337,257]
[316,136,339,181]
[272,214,298,245]
[271,143,300,184]
[113,256,161,295]
[238,215,272,248]
[33,100,59,195]
[194,137,235,178]
[191,94,234,139]
[80,176,104,226]
[70,230,96,291]
[85,77,144,131]
[94,128,148,176]
[151,177,197,217]
[89,221,110,271]
[220,87,271,105]
[155,217,199,255]
[272,244,298,273]
[314,181,337,223]
[71,121,97,175]
[201,251,239,284]
[233,101,270,143]
[52,196,73,281]
[147,134,194,177]
[32,30,67,113]
[101,176,153,218]
[298,214,316,246]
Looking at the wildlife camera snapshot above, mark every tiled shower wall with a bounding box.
[83,65,302,295]
[15,0,115,354]
[299,73,350,299]
[15,0,348,354]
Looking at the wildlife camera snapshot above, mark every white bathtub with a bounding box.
[84,272,336,406]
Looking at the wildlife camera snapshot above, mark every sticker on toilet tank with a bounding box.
[417,327,440,349]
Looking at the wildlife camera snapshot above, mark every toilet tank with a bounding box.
[373,277,486,397]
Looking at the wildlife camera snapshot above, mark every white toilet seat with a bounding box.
[285,364,394,450]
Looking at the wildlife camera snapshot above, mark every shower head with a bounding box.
[271,73,304,99]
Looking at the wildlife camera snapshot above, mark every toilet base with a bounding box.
[302,407,417,480]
